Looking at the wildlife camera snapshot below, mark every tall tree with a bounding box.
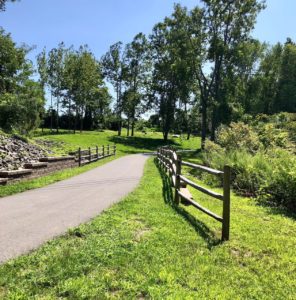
[101,42,124,136]
[123,33,149,136]
[276,39,296,112]
[36,47,51,131]
[47,43,67,133]
[149,5,196,141]
[184,0,266,147]
[63,45,106,132]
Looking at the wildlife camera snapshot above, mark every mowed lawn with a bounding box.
[0,158,295,299]
[33,129,201,156]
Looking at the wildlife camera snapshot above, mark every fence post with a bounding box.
[88,147,91,162]
[78,147,81,167]
[107,144,110,155]
[102,145,105,157]
[222,165,231,241]
[174,154,181,205]
[96,145,98,159]
[114,144,116,156]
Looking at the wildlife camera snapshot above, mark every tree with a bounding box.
[276,39,296,112]
[243,42,281,114]
[63,45,107,132]
[101,42,125,136]
[122,33,149,136]
[0,0,18,11]
[0,28,27,94]
[183,0,266,147]
[36,47,52,131]
[148,5,196,141]
[0,28,45,134]
[47,43,67,133]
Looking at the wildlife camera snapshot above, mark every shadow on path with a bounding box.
[154,158,221,249]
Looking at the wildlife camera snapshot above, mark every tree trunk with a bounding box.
[163,131,169,141]
[184,103,190,140]
[201,96,207,150]
[68,99,71,132]
[210,107,218,141]
[118,120,121,136]
[74,109,78,134]
[80,113,83,133]
[56,96,59,133]
[131,118,135,137]
[50,93,53,133]
[127,118,130,136]
[187,130,191,140]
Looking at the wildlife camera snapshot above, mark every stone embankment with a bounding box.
[0,134,47,171]
[0,134,77,186]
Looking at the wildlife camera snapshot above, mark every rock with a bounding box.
[0,134,48,170]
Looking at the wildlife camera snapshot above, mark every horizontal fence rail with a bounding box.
[156,146,231,241]
[73,144,116,167]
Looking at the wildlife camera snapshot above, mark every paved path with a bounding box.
[0,154,149,263]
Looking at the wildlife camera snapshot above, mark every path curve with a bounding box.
[0,154,149,263]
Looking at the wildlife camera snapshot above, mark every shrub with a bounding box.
[259,149,296,211]
[216,122,261,153]
[202,144,271,197]
[257,123,290,149]
[201,119,296,212]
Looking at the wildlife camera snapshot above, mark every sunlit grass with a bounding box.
[0,158,295,299]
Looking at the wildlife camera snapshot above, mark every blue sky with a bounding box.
[2,0,296,64]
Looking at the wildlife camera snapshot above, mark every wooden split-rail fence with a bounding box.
[157,146,231,241]
[73,144,116,167]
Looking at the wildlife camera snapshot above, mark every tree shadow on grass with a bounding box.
[154,158,221,249]
[256,201,296,221]
[109,136,178,154]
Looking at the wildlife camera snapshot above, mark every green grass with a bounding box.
[0,158,295,299]
[33,129,201,156]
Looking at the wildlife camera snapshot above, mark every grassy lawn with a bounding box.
[33,129,201,156]
[0,158,295,299]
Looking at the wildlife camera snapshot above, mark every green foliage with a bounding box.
[276,40,296,112]
[259,149,296,211]
[216,122,261,153]
[0,29,45,134]
[101,42,124,135]
[199,116,296,212]
[122,33,150,136]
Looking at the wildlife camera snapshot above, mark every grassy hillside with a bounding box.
[0,158,295,299]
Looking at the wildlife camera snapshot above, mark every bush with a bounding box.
[259,149,296,211]
[200,118,296,212]
[202,143,271,197]
[203,138,296,212]
[216,122,261,153]
[257,123,290,149]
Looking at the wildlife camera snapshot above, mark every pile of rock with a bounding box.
[0,135,48,170]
